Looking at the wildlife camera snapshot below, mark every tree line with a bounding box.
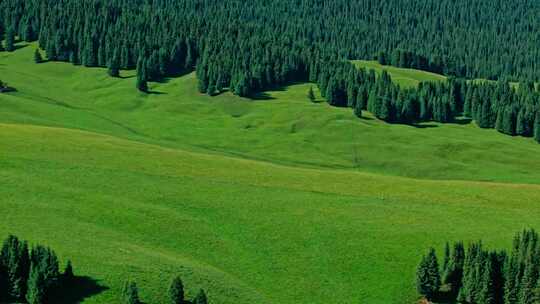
[0,235,74,304]
[0,0,539,143]
[417,229,540,304]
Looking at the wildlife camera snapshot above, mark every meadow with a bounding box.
[1,43,540,303]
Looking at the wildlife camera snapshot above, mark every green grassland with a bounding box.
[352,60,448,88]
[2,43,540,304]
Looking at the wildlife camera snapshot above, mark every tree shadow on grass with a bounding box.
[452,117,472,125]
[411,123,438,129]
[248,92,276,100]
[53,276,109,304]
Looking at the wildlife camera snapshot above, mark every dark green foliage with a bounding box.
[5,28,15,52]
[534,112,540,143]
[417,248,440,300]
[0,235,70,304]
[0,235,30,301]
[34,49,43,63]
[108,56,120,78]
[194,289,208,304]
[169,276,184,304]
[26,263,45,304]
[122,281,140,304]
[423,230,539,304]
[308,86,316,103]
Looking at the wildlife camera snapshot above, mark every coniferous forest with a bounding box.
[417,230,540,304]
[0,0,539,142]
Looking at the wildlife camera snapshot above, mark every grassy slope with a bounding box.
[352,60,447,88]
[1,43,540,303]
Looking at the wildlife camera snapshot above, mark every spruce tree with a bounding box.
[108,57,120,78]
[417,248,440,301]
[534,111,540,143]
[5,28,15,52]
[354,99,362,118]
[26,264,45,304]
[308,86,316,103]
[168,276,184,304]
[194,289,208,304]
[34,49,43,63]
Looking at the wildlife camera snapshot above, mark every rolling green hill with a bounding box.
[2,43,540,304]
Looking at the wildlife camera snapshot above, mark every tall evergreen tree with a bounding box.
[308,86,316,103]
[534,111,540,143]
[26,263,45,304]
[5,28,15,52]
[169,276,184,304]
[34,49,43,64]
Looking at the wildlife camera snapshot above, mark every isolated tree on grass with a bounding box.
[122,280,140,304]
[169,275,184,304]
[194,289,208,304]
[34,49,43,63]
[308,86,316,103]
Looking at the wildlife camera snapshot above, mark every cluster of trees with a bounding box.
[0,0,539,142]
[417,229,540,304]
[0,235,74,304]
[123,276,208,304]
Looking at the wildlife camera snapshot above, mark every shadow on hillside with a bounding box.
[53,276,109,304]
[249,92,276,100]
[452,117,472,125]
[411,123,438,129]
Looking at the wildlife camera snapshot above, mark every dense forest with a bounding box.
[0,0,539,142]
[417,230,540,304]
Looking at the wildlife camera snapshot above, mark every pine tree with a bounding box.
[34,49,43,63]
[26,264,45,304]
[122,281,140,304]
[5,28,15,52]
[194,289,208,304]
[442,242,450,282]
[136,59,148,93]
[417,248,440,301]
[108,57,120,78]
[354,99,363,118]
[534,111,540,143]
[1,235,30,301]
[308,86,316,103]
[168,276,184,304]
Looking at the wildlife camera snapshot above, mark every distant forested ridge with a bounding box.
[1,0,540,142]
